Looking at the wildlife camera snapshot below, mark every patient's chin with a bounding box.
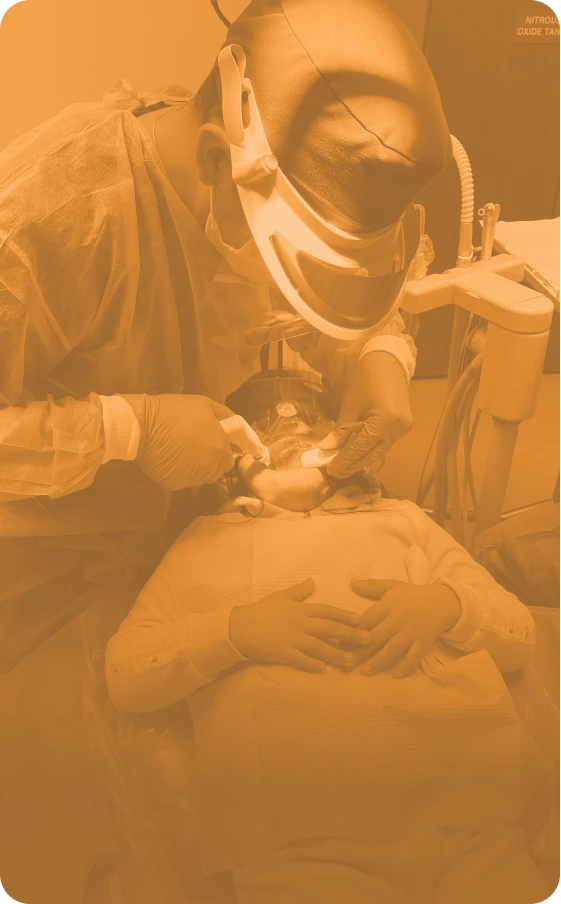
[268,467,330,512]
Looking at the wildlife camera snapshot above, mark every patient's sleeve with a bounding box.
[105,556,247,713]
[406,502,536,673]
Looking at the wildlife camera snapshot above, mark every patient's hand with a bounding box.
[237,454,331,512]
[229,578,371,672]
[349,578,462,678]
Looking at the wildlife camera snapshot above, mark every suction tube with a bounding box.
[450,135,474,268]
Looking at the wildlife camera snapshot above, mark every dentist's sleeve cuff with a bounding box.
[99,394,141,463]
[188,606,248,678]
[358,335,415,384]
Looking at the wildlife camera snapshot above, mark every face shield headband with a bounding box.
[217,44,421,342]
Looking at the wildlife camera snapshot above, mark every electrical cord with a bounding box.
[416,402,446,508]
[447,363,482,542]
[459,381,481,546]
[464,401,481,511]
[210,0,232,27]
[432,355,483,527]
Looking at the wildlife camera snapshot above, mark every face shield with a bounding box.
[217,44,421,342]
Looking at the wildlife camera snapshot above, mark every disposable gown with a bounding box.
[0,83,415,671]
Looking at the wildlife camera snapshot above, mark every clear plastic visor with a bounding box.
[269,206,420,332]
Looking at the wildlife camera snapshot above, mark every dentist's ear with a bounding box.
[195,123,232,186]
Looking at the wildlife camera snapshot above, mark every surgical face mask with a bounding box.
[205,187,276,288]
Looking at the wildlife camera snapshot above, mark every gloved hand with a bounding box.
[320,351,413,479]
[348,578,461,678]
[120,394,235,491]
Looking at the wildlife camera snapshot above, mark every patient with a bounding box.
[105,391,549,904]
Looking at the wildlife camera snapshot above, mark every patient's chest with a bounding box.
[175,509,416,619]
[249,513,411,615]
[185,511,528,866]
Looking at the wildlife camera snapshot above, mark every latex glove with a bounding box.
[229,579,371,673]
[320,352,413,479]
[120,394,235,491]
[349,578,461,678]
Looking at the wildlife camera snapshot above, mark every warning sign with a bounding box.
[513,6,560,42]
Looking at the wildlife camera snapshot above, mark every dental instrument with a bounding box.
[220,415,271,466]
[300,447,338,469]
[479,202,501,262]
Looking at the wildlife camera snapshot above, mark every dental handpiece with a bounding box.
[219,415,271,466]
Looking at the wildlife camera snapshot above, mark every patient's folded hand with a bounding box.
[349,578,462,678]
[237,454,331,512]
[229,578,371,672]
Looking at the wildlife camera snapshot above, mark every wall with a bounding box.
[395,0,560,375]
[0,0,558,374]
[0,0,247,148]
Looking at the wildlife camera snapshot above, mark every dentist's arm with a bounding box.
[0,393,234,501]
[289,310,416,478]
[0,219,233,501]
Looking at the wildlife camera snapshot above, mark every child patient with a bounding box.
[105,391,548,904]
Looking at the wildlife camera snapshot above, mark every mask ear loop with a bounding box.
[218,45,279,186]
[218,45,247,146]
[210,0,231,28]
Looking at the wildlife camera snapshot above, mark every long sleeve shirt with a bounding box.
[105,498,536,713]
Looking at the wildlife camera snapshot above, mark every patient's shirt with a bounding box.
[106,498,542,876]
[164,503,541,876]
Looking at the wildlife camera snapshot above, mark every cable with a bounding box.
[210,0,231,27]
[447,365,482,542]
[432,355,483,526]
[416,323,481,514]
[446,431,463,542]
[459,382,481,546]
[465,405,481,514]
[416,396,447,507]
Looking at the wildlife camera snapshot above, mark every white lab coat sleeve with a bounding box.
[406,502,536,673]
[287,309,417,396]
[105,562,247,713]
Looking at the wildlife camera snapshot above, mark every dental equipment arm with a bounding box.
[401,252,554,536]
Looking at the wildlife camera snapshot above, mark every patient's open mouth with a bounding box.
[268,437,316,470]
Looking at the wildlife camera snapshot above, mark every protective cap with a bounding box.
[226,0,451,232]
[217,42,422,340]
